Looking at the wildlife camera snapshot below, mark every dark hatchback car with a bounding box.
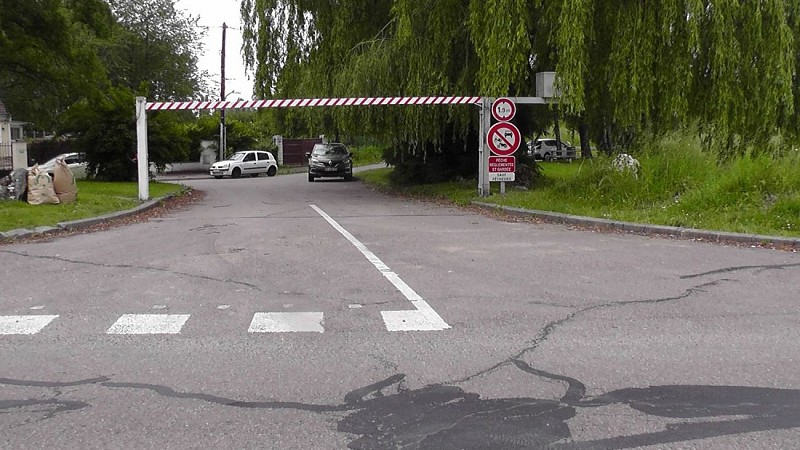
[306,143,353,182]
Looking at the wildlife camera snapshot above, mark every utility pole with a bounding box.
[219,22,227,162]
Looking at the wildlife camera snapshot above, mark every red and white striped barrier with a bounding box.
[145,96,482,111]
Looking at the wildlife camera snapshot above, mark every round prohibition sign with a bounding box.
[487,122,521,156]
[491,97,516,122]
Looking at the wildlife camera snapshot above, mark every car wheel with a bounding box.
[344,173,353,182]
[267,166,277,177]
[232,167,241,178]
[544,153,552,162]
[214,176,223,179]
[308,173,315,182]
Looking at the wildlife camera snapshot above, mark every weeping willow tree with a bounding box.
[554,0,796,156]
[241,0,798,180]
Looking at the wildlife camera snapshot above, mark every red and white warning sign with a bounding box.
[491,97,516,122]
[487,122,521,156]
[489,156,516,182]
[489,156,515,172]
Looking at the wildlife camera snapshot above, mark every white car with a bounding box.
[528,139,577,161]
[210,151,278,179]
[31,152,88,179]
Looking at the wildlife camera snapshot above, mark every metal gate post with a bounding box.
[135,97,149,201]
[478,97,492,197]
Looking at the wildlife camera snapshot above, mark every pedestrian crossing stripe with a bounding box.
[107,314,191,335]
[248,312,324,333]
[0,311,447,335]
[0,315,59,335]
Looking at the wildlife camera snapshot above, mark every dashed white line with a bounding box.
[310,205,450,331]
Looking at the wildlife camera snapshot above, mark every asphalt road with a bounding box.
[1,168,799,449]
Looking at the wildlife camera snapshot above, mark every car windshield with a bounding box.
[227,153,246,161]
[312,145,347,156]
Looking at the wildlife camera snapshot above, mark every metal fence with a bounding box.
[0,144,12,171]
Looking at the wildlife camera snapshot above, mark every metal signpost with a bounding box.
[485,98,520,194]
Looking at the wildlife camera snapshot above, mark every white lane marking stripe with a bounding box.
[248,312,324,333]
[311,205,391,272]
[0,315,59,335]
[106,314,190,334]
[310,205,450,330]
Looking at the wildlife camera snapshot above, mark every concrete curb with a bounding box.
[472,202,800,249]
[0,194,175,241]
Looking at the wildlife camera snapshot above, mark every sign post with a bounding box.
[487,98,520,195]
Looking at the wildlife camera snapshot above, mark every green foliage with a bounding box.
[59,87,194,180]
[107,0,207,99]
[244,0,800,171]
[0,0,112,128]
[351,146,386,166]
[60,87,138,181]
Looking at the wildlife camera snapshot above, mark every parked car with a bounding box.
[210,150,278,179]
[31,152,88,179]
[528,138,577,161]
[306,143,353,182]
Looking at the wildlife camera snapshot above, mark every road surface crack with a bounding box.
[447,280,726,385]
[0,250,260,290]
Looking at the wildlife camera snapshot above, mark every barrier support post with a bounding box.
[136,96,149,201]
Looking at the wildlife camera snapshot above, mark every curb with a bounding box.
[0,194,175,241]
[472,202,800,249]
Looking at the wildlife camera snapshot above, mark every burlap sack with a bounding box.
[27,165,60,205]
[53,158,78,203]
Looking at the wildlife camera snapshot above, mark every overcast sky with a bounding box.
[176,0,254,100]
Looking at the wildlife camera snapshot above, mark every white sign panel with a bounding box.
[489,172,515,182]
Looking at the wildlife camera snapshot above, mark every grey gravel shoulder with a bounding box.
[472,201,800,250]
[0,195,173,240]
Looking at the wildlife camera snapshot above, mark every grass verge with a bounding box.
[359,137,800,238]
[0,181,186,232]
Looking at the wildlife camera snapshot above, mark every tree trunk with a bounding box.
[553,109,563,154]
[579,121,592,159]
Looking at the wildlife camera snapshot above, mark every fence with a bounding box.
[0,144,12,171]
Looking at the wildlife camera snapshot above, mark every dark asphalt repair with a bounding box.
[2,365,799,449]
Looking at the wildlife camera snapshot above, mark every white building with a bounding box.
[0,100,29,171]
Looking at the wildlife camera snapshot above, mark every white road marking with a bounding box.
[30,305,45,310]
[0,315,59,335]
[217,305,231,310]
[310,205,450,332]
[106,314,190,335]
[248,312,324,333]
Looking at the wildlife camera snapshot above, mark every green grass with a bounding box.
[358,168,477,206]
[351,145,386,166]
[0,181,186,232]
[360,137,800,237]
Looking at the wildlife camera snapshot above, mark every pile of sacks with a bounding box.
[0,158,78,204]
